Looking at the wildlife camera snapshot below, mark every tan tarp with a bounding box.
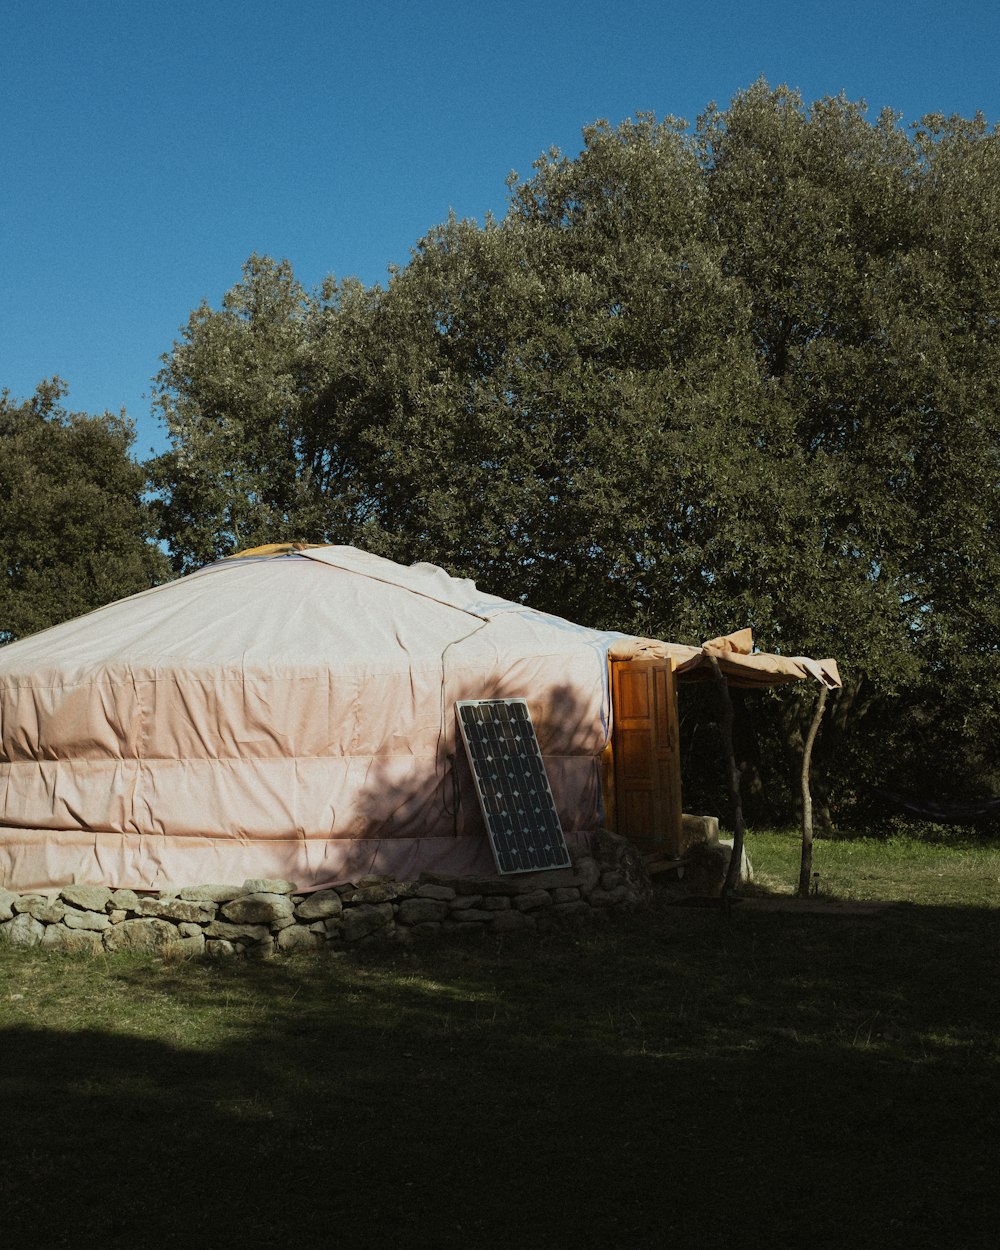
[608,628,841,689]
[0,546,839,892]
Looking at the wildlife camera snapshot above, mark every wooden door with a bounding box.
[605,659,683,856]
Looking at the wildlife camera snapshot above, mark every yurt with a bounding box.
[0,545,839,894]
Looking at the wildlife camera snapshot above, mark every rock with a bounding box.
[445,907,493,923]
[684,839,752,896]
[601,871,625,890]
[109,909,128,924]
[308,921,327,933]
[0,889,18,921]
[246,936,275,960]
[417,871,459,887]
[323,917,343,935]
[204,920,270,943]
[592,829,631,864]
[490,910,535,934]
[241,878,296,896]
[40,926,103,955]
[341,902,394,942]
[592,832,652,902]
[512,889,553,912]
[0,914,45,946]
[415,883,456,902]
[449,894,484,911]
[103,918,182,953]
[513,866,579,891]
[446,922,486,939]
[294,890,343,920]
[277,926,320,953]
[588,885,629,907]
[397,898,449,925]
[682,813,721,849]
[177,933,206,958]
[422,872,520,897]
[571,857,603,894]
[551,887,581,903]
[481,896,510,911]
[60,885,112,912]
[206,939,237,958]
[271,915,296,931]
[453,875,521,897]
[178,922,205,938]
[348,882,408,904]
[552,900,592,919]
[27,898,68,924]
[408,922,442,937]
[515,857,601,894]
[222,893,295,925]
[109,889,140,912]
[13,895,46,913]
[63,908,111,931]
[178,884,244,903]
[137,897,217,924]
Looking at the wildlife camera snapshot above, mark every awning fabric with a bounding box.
[608,628,841,689]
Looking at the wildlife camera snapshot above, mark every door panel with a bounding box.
[608,659,682,855]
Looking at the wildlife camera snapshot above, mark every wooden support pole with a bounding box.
[708,655,745,898]
[798,685,830,898]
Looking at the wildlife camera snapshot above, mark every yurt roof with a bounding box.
[0,544,840,689]
[0,545,621,682]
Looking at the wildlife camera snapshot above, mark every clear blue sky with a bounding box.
[3,0,999,459]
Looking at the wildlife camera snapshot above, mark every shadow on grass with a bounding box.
[2,902,999,1249]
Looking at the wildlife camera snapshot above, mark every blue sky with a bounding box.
[3,0,999,459]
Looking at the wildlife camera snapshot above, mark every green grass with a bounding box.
[747,827,1000,906]
[2,830,999,1249]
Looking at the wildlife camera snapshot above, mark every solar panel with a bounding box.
[456,699,571,875]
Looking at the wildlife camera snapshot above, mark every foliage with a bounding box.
[147,256,386,571]
[149,84,1000,823]
[693,86,1000,823]
[0,380,169,643]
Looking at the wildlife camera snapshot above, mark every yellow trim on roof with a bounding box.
[226,542,327,559]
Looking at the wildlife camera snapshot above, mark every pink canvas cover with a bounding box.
[0,549,615,891]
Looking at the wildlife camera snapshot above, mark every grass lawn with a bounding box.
[2,829,998,1249]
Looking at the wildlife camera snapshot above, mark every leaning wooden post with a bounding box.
[798,685,830,897]
[708,655,745,898]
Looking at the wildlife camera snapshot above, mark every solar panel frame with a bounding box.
[456,699,572,875]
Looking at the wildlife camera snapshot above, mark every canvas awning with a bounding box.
[608,628,841,689]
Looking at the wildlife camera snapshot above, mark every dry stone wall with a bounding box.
[0,831,650,958]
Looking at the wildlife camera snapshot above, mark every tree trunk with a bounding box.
[708,656,746,898]
[798,685,829,897]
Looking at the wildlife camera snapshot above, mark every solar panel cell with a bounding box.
[456,699,572,875]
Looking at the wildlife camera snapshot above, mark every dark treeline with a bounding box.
[4,82,999,831]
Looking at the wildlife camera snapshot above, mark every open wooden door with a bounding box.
[603,658,683,856]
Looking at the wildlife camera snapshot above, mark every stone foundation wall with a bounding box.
[0,831,650,958]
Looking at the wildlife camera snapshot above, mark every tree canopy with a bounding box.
[148,82,1000,823]
[0,380,169,643]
